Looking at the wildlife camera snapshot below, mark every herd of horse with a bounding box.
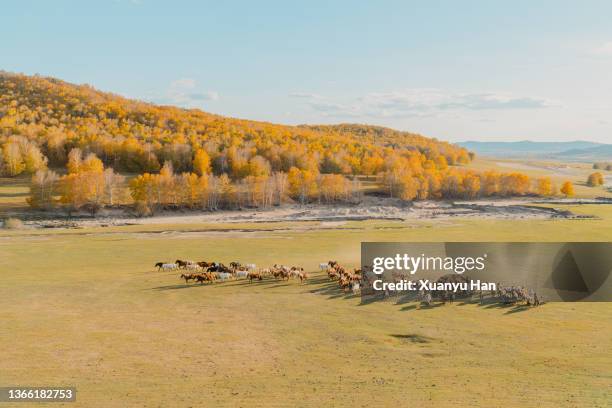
[154,260,309,284]
[154,259,543,307]
[320,261,364,294]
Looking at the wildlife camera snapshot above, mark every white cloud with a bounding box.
[292,89,553,119]
[159,78,219,107]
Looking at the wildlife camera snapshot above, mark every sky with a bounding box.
[1,0,612,143]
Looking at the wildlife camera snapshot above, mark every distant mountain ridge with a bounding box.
[458,140,611,161]
[555,144,612,160]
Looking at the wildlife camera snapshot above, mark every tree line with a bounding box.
[27,148,364,215]
[27,147,577,216]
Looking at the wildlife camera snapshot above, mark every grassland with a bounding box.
[0,176,30,213]
[1,159,611,407]
[469,157,612,199]
[1,208,611,407]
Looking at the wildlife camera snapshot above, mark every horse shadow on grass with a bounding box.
[416,302,445,310]
[394,292,420,305]
[264,283,293,289]
[150,283,201,291]
[230,279,281,287]
[477,301,533,314]
[310,282,343,294]
[503,304,533,314]
[235,278,297,289]
[389,333,437,344]
[308,280,361,301]
[306,276,331,285]
[303,275,541,314]
[149,274,315,292]
[360,291,493,310]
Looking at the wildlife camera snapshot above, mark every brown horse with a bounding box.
[197,261,212,269]
[248,272,263,282]
[194,273,215,284]
[298,271,309,283]
[180,273,196,284]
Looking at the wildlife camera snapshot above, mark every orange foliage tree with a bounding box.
[560,181,575,197]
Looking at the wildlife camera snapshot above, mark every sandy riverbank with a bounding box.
[6,196,609,229]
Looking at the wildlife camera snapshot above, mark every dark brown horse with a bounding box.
[194,273,215,284]
[208,264,232,273]
[175,259,189,269]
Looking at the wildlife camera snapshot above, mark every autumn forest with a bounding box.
[0,72,568,216]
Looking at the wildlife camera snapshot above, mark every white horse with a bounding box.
[216,272,232,281]
[156,263,178,271]
[186,263,202,271]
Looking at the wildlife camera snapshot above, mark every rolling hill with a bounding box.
[0,71,470,176]
[458,140,611,161]
[555,144,612,161]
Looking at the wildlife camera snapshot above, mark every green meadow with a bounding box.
[1,209,611,407]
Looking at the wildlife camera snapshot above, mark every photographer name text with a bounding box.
[373,279,496,292]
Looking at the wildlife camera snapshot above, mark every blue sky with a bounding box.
[2,0,612,143]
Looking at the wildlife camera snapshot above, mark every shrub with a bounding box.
[3,217,24,230]
[134,201,152,217]
[587,172,604,187]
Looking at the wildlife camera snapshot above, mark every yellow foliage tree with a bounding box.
[463,174,481,199]
[536,177,554,196]
[560,181,575,197]
[398,174,419,201]
[288,167,318,204]
[129,173,159,210]
[59,152,105,215]
[193,149,211,176]
[2,141,25,176]
[66,148,83,174]
[27,169,59,209]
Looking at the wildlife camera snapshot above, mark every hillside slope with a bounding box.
[0,71,470,176]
